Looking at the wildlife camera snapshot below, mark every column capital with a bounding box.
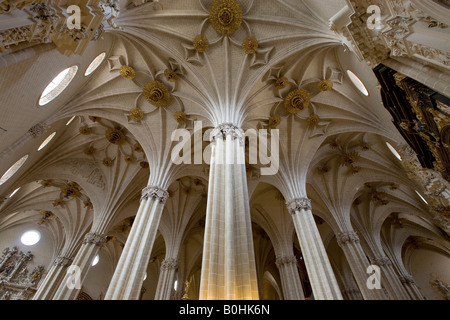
[286,198,312,214]
[83,232,107,247]
[160,258,179,271]
[54,256,73,267]
[336,231,360,247]
[275,255,297,268]
[141,186,169,203]
[210,123,245,145]
[399,274,416,285]
[371,255,392,267]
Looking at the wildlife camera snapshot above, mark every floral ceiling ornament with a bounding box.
[263,66,331,137]
[318,79,333,92]
[185,0,271,67]
[120,65,136,79]
[40,179,93,208]
[78,117,148,169]
[242,36,258,54]
[209,0,243,35]
[143,80,171,107]
[193,34,209,53]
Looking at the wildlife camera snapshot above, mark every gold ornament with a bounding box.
[134,143,144,153]
[53,199,64,207]
[105,128,126,145]
[129,107,144,121]
[307,114,320,128]
[143,80,171,107]
[120,65,136,79]
[83,201,93,209]
[89,116,101,122]
[209,0,243,35]
[318,80,333,92]
[164,69,178,82]
[275,77,289,89]
[174,111,187,124]
[84,146,95,155]
[340,152,360,167]
[242,36,258,54]
[61,185,81,198]
[140,161,149,169]
[79,126,92,135]
[193,34,209,53]
[124,154,134,164]
[268,115,281,128]
[103,157,113,167]
[284,89,311,114]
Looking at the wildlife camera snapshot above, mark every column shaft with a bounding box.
[276,256,305,300]
[105,186,168,300]
[288,198,342,300]
[154,258,179,300]
[33,257,72,300]
[199,124,259,300]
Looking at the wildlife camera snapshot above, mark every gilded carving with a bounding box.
[268,115,281,129]
[242,36,258,54]
[284,89,311,114]
[173,111,187,124]
[105,128,126,145]
[143,80,171,107]
[209,0,242,35]
[318,80,333,92]
[129,107,144,122]
[120,65,136,79]
[193,34,209,53]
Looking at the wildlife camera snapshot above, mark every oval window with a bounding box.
[347,70,369,96]
[38,132,56,151]
[0,154,29,186]
[21,230,41,246]
[386,142,402,161]
[84,52,106,76]
[39,66,78,106]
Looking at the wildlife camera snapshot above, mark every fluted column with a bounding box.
[336,231,385,300]
[275,255,305,300]
[370,255,410,300]
[342,287,363,300]
[199,124,259,300]
[53,232,107,300]
[33,256,73,300]
[105,186,169,300]
[398,274,424,300]
[154,258,179,300]
[287,198,343,300]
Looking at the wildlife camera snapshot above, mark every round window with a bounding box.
[21,230,41,246]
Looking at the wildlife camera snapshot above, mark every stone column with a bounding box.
[199,124,259,300]
[105,186,169,300]
[33,256,73,300]
[336,231,385,300]
[287,198,343,300]
[52,232,107,300]
[275,255,305,300]
[154,258,179,300]
[370,255,410,300]
[399,274,424,300]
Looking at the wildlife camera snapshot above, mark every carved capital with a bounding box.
[275,255,297,268]
[28,123,46,138]
[160,258,179,271]
[54,256,73,267]
[210,123,245,146]
[371,255,392,267]
[336,231,360,247]
[141,186,169,203]
[83,232,107,247]
[399,274,416,285]
[286,198,312,214]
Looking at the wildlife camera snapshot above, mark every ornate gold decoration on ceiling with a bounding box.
[242,36,258,55]
[274,77,289,90]
[120,65,136,79]
[209,0,243,35]
[40,179,93,209]
[193,34,209,53]
[268,115,281,129]
[164,69,178,82]
[79,117,149,169]
[143,80,171,107]
[129,107,145,122]
[284,89,311,114]
[174,111,187,124]
[318,80,334,92]
[307,114,321,128]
